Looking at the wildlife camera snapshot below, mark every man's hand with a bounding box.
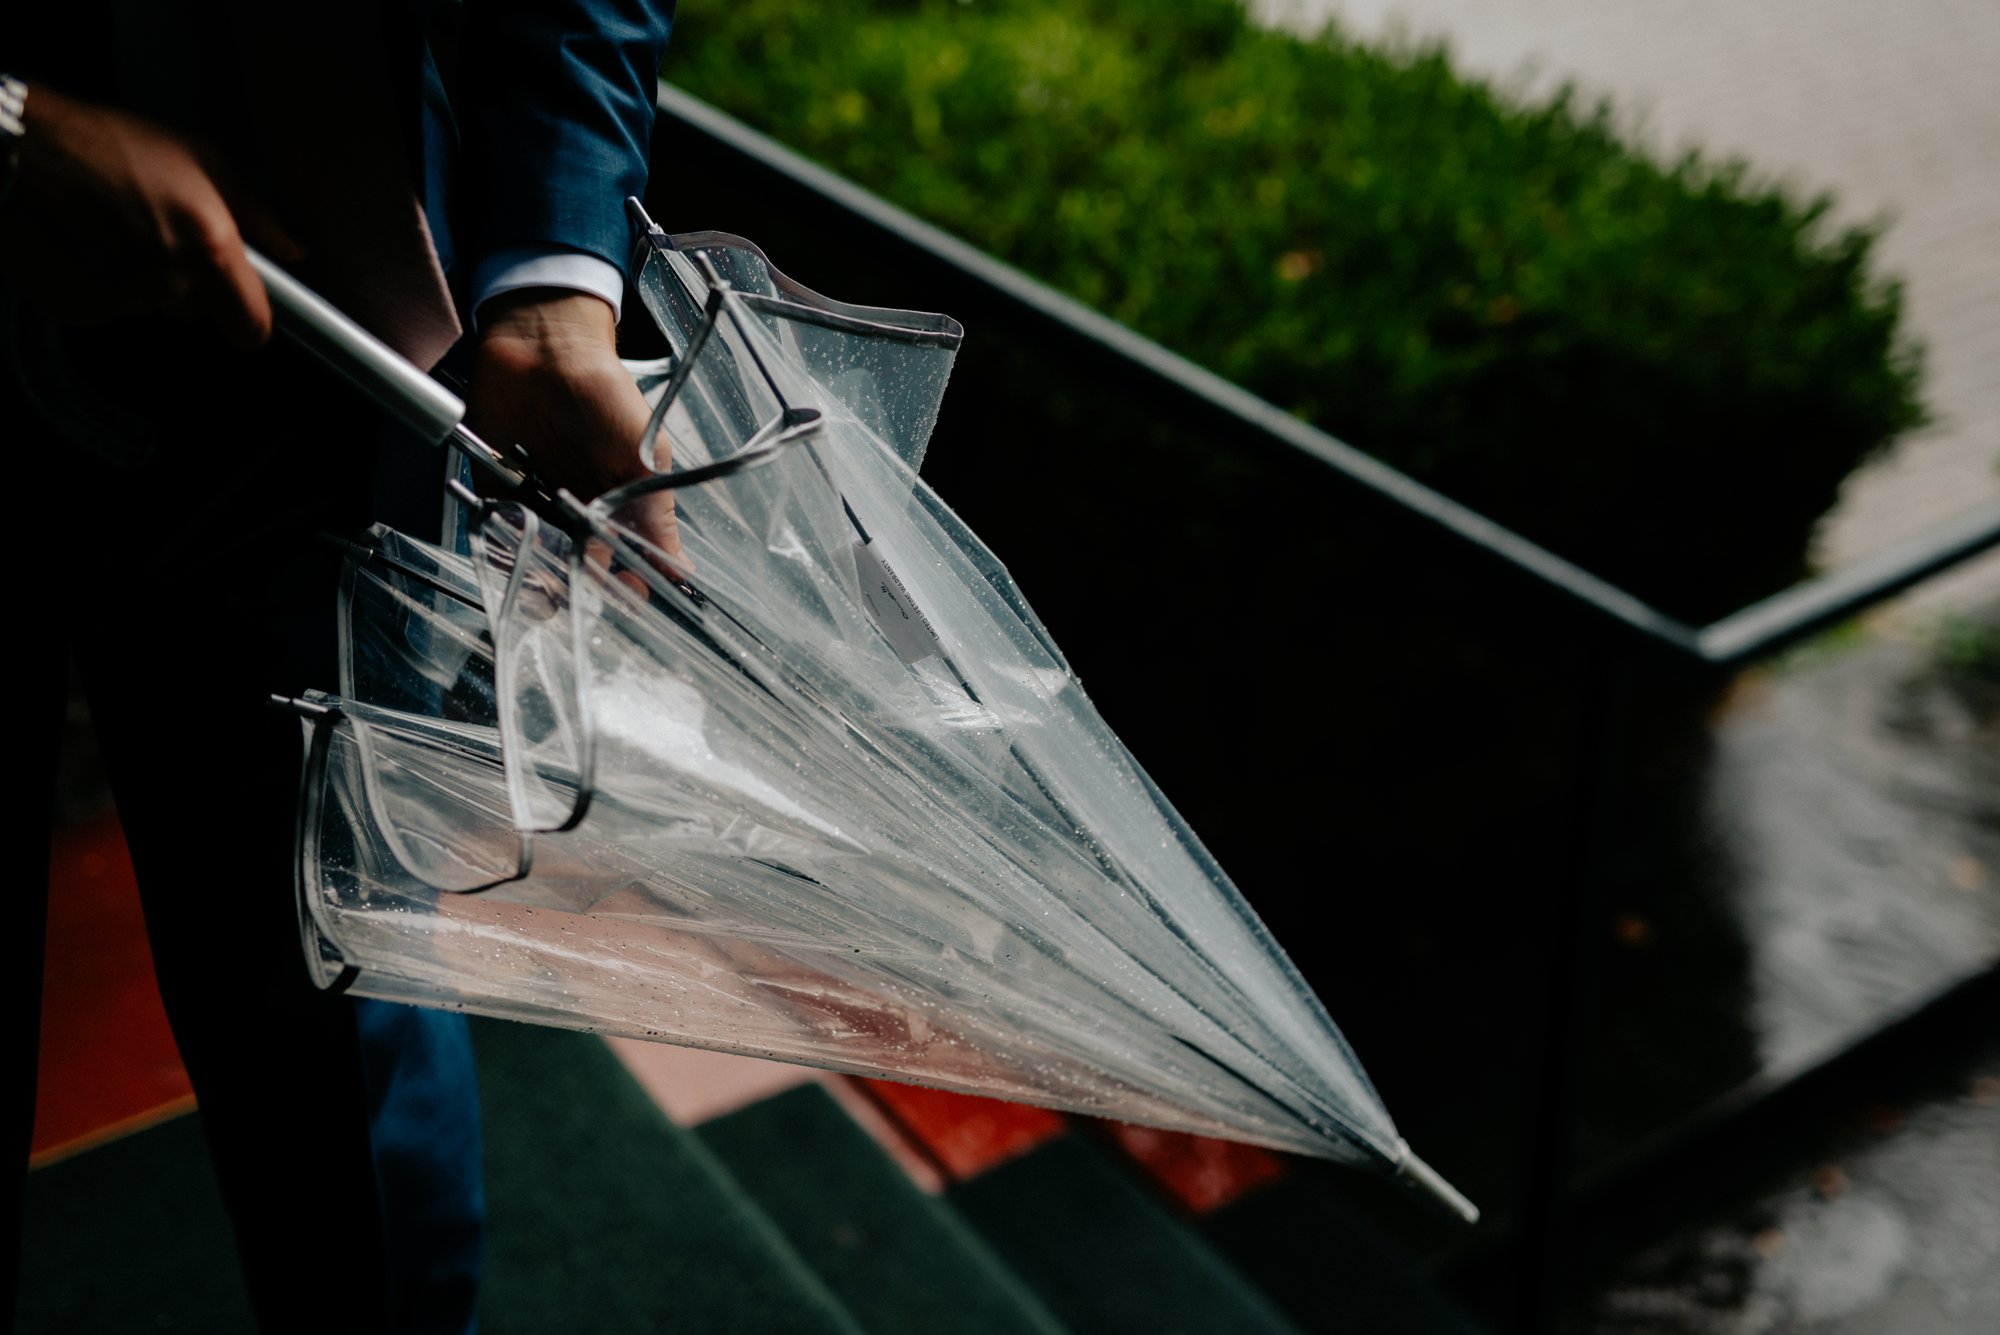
[0,84,300,349]
[465,288,682,557]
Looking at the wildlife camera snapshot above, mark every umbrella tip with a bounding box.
[1395,1141,1480,1226]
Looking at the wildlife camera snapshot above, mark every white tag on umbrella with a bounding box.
[853,539,943,664]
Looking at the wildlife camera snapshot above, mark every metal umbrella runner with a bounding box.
[255,208,1479,1224]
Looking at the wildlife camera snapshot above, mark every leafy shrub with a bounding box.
[669,0,1924,618]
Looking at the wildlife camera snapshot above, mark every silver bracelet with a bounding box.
[0,75,26,204]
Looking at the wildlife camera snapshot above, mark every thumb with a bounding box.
[199,229,274,351]
[174,194,271,350]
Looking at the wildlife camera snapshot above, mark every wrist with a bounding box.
[476,287,618,357]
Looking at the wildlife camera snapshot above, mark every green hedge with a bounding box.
[669,0,1924,617]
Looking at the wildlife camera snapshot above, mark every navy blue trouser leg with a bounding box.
[356,1000,484,1335]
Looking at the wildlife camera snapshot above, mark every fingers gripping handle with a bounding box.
[249,248,466,445]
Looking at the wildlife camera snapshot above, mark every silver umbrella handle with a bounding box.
[248,248,527,489]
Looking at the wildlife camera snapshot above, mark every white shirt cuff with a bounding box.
[471,247,625,325]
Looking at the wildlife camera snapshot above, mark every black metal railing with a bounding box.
[652,81,2000,1333]
[653,84,2000,673]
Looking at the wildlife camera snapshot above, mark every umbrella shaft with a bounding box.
[251,248,467,447]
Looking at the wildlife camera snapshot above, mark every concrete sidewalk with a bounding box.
[1259,0,1999,605]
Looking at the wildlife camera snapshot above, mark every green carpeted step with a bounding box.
[1203,1176,1490,1335]
[16,1113,255,1333]
[473,1019,866,1335]
[698,1084,1072,1335]
[19,1020,867,1335]
[949,1133,1305,1335]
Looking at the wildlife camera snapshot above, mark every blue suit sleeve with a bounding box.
[456,0,676,278]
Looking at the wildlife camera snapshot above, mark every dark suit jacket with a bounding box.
[2,0,677,303]
[454,0,676,281]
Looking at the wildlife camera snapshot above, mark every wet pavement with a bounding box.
[1550,599,2000,1331]
[1581,1044,2000,1334]
[1702,607,2000,1080]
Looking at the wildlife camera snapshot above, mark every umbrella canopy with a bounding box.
[268,212,1477,1223]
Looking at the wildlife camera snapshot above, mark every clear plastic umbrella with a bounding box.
[257,213,1478,1223]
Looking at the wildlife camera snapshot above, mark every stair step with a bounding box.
[700,1084,1072,1335]
[17,1112,253,1332]
[1203,1176,1490,1334]
[473,1019,866,1335]
[20,1021,867,1334]
[950,1133,1305,1335]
